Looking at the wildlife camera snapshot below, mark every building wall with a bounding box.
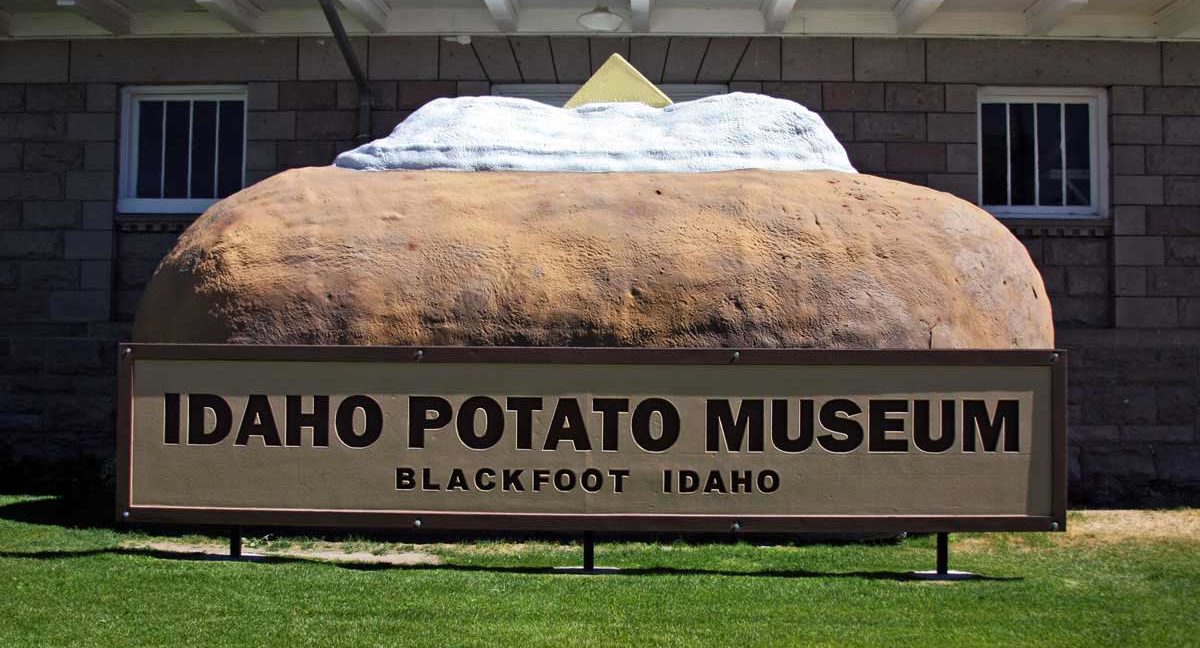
[1,36,1199,503]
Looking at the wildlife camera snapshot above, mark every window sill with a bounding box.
[115,213,199,234]
[998,216,1110,237]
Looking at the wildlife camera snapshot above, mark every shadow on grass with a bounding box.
[0,547,1021,582]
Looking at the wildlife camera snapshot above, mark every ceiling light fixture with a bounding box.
[578,2,624,32]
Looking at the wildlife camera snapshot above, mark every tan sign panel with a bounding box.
[118,346,1066,533]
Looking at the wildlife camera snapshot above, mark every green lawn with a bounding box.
[0,495,1197,647]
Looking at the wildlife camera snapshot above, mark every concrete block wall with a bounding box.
[2,36,1200,503]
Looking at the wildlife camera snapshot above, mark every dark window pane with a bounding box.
[1037,103,1063,207]
[1009,103,1035,206]
[162,101,191,199]
[216,100,245,198]
[1065,103,1091,207]
[136,100,163,198]
[190,101,218,199]
[981,103,1007,206]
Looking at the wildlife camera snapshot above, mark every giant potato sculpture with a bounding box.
[135,91,1053,349]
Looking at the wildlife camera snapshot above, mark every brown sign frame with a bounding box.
[117,344,1067,534]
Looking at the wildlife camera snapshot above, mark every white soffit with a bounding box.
[0,0,1195,39]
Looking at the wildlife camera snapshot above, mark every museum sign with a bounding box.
[118,345,1066,533]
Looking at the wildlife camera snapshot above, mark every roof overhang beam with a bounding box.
[893,0,943,34]
[338,0,389,33]
[56,0,131,34]
[1154,0,1200,37]
[483,0,519,32]
[195,0,262,33]
[761,0,797,33]
[1025,0,1088,36]
[631,0,652,32]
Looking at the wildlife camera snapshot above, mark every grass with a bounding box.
[0,496,1197,647]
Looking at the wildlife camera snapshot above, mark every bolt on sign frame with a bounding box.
[118,345,1067,534]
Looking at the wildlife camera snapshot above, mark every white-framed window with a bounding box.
[118,85,247,214]
[977,87,1108,219]
[491,84,728,107]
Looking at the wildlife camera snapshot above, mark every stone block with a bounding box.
[1052,296,1109,327]
[1114,205,1147,235]
[926,173,977,203]
[0,231,59,259]
[1154,384,1197,425]
[884,142,946,173]
[66,113,116,142]
[1157,446,1200,485]
[927,39,1160,85]
[1114,236,1164,266]
[295,111,357,140]
[1164,43,1200,86]
[1070,425,1119,443]
[84,142,115,171]
[48,290,110,322]
[1040,266,1066,295]
[1181,298,1200,326]
[1067,267,1108,296]
[927,113,975,143]
[0,172,62,200]
[1147,146,1200,175]
[630,37,670,83]
[65,171,114,201]
[817,112,853,141]
[396,82,457,109]
[1164,117,1200,146]
[22,201,80,229]
[729,82,762,93]
[26,84,85,112]
[439,40,487,81]
[246,112,295,141]
[781,38,852,81]
[0,201,17,228]
[22,142,83,172]
[1044,238,1107,266]
[70,38,298,82]
[1111,115,1161,145]
[0,42,69,83]
[247,82,278,111]
[843,143,884,173]
[1150,267,1200,295]
[86,84,117,113]
[944,84,977,113]
[337,81,394,111]
[0,143,18,170]
[371,111,412,137]
[0,260,16,289]
[63,230,112,260]
[1112,145,1145,175]
[277,141,337,169]
[1083,446,1158,481]
[549,37,590,83]
[21,261,79,290]
[661,37,708,84]
[854,38,924,82]
[456,82,490,98]
[1146,87,1200,116]
[590,37,631,73]
[854,113,924,142]
[278,82,336,110]
[1123,425,1194,443]
[81,201,112,230]
[761,82,822,109]
[697,38,749,83]
[245,141,276,172]
[885,83,943,112]
[369,37,438,81]
[1114,175,1164,206]
[822,82,883,111]
[944,143,975,174]
[1166,177,1200,205]
[1110,86,1144,115]
[298,36,367,81]
[0,114,67,141]
[471,37,522,84]
[0,85,22,112]
[1166,237,1200,265]
[1115,267,1146,296]
[733,38,781,82]
[79,260,111,291]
